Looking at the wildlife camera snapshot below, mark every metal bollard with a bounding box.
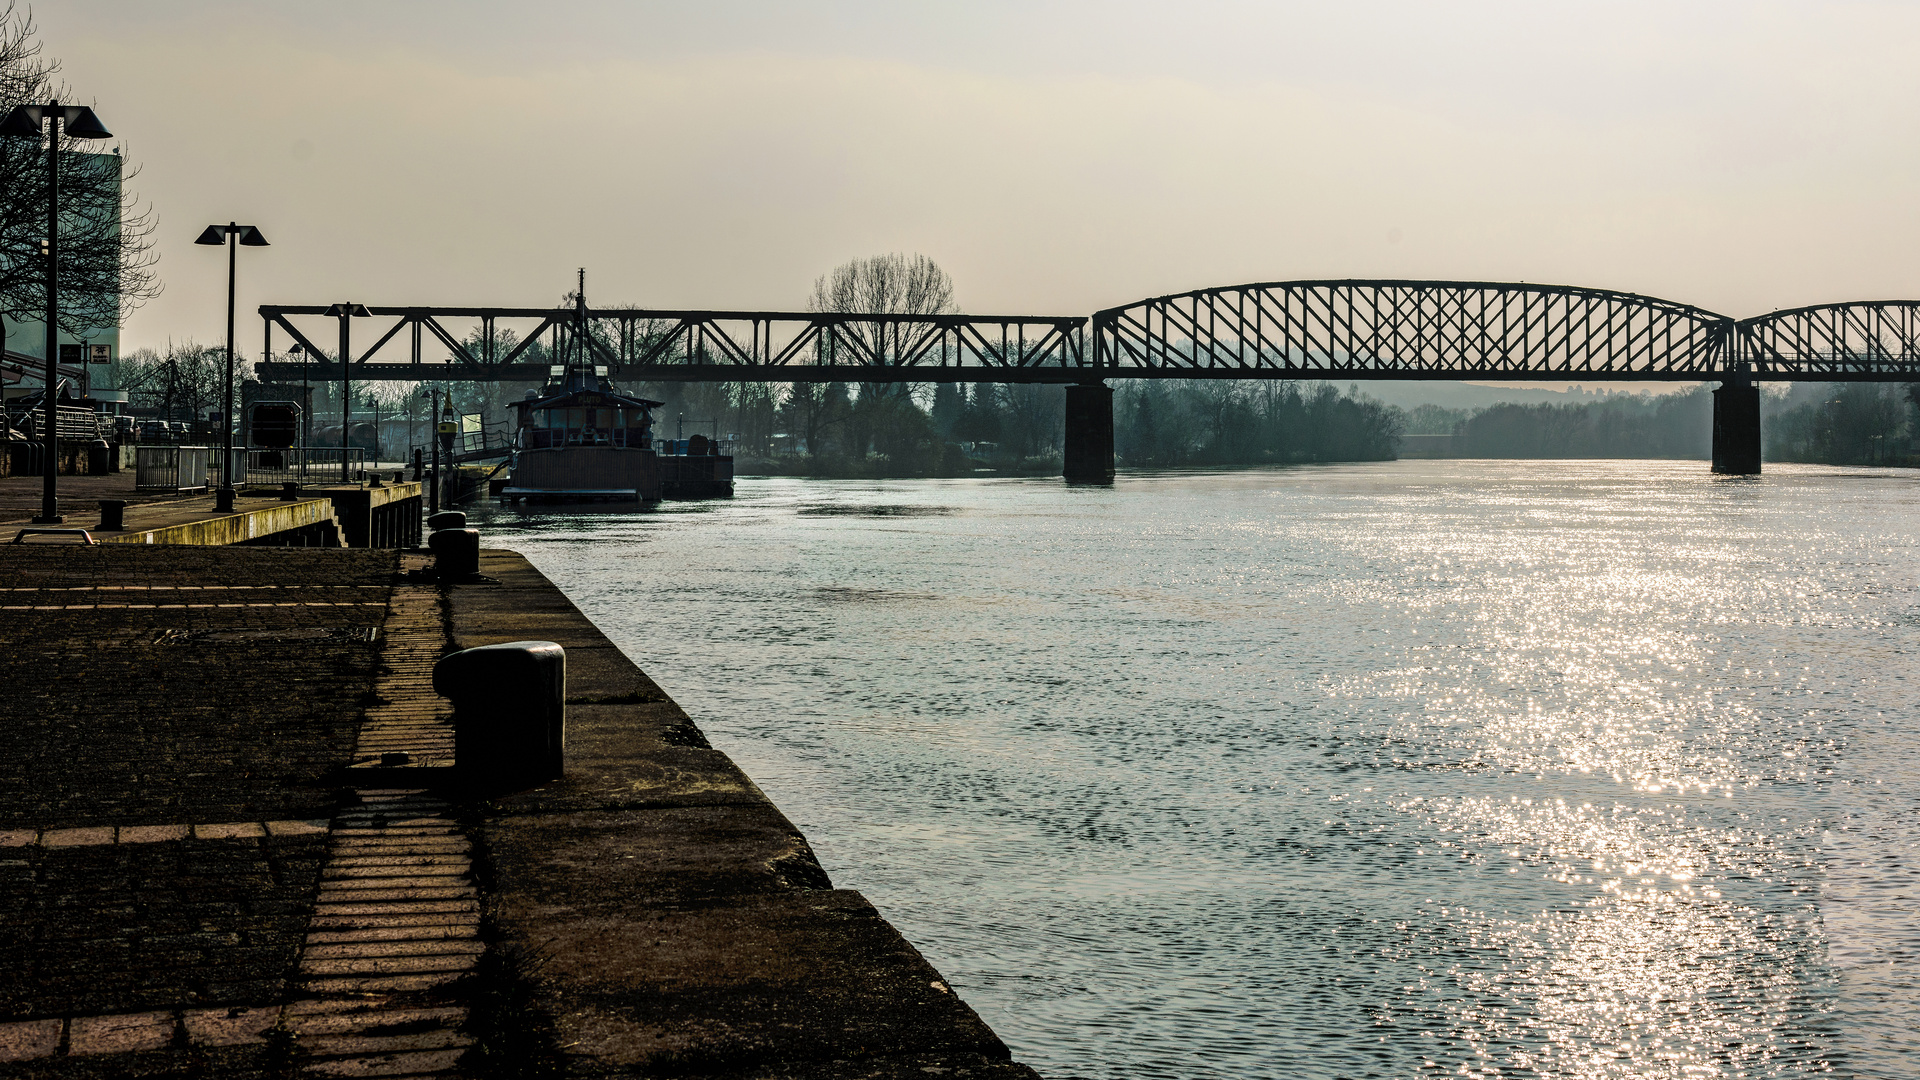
[429,526,480,578]
[426,510,466,531]
[280,481,300,502]
[97,499,125,531]
[433,640,565,790]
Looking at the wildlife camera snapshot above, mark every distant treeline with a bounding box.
[1761,382,1919,465]
[1399,382,1920,465]
[1117,381,1403,466]
[1414,388,1715,459]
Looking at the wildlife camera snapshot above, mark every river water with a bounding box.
[472,461,1920,1080]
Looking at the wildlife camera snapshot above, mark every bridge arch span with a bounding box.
[1738,301,1920,380]
[1091,279,1736,380]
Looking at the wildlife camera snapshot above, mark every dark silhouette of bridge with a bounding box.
[256,282,1920,482]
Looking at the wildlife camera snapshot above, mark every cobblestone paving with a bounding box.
[0,548,396,829]
[0,548,490,1079]
[0,835,329,1019]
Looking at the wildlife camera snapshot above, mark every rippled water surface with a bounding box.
[474,461,1920,1079]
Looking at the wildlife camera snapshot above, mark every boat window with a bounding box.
[524,402,651,450]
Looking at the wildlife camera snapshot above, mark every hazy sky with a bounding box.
[31,0,1920,355]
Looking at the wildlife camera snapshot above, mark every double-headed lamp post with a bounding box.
[1,100,112,525]
[194,223,269,512]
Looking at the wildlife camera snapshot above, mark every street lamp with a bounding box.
[288,343,311,470]
[194,222,269,512]
[325,303,372,482]
[2,101,113,524]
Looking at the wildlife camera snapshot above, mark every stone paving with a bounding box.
[0,545,474,1078]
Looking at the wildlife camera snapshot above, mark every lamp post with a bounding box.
[326,303,372,482]
[288,342,310,475]
[194,222,268,512]
[1,101,112,524]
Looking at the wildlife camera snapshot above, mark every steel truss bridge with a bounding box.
[256,283,1920,386]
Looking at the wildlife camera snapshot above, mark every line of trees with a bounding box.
[1441,388,1716,459]
[1397,383,1920,465]
[1764,382,1918,465]
[1118,380,1403,466]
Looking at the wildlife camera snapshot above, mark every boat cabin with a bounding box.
[510,375,662,451]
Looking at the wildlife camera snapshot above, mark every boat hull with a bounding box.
[503,446,659,502]
[659,453,734,499]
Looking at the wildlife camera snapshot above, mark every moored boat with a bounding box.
[498,275,733,503]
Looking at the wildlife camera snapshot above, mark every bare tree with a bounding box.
[808,252,956,367]
[0,2,161,362]
[806,253,956,458]
[120,341,222,422]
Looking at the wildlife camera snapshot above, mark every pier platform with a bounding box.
[0,541,1036,1078]
[0,474,422,549]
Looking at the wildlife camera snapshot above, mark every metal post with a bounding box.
[339,311,351,483]
[299,346,309,477]
[216,223,237,512]
[33,105,61,523]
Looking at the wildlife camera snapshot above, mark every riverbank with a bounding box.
[0,541,1038,1078]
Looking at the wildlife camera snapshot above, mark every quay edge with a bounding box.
[451,548,1043,1078]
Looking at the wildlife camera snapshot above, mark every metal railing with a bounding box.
[134,445,210,492]
[5,404,111,442]
[241,447,369,485]
[655,436,737,456]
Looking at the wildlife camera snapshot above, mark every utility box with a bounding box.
[434,640,566,791]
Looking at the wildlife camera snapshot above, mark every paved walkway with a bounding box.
[0,546,478,1077]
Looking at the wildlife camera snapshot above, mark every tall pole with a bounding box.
[217,222,237,511]
[339,311,351,483]
[300,347,310,475]
[33,105,61,523]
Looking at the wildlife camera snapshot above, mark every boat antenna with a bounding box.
[575,268,587,368]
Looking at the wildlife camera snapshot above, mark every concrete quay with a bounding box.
[0,473,422,549]
[0,541,1039,1078]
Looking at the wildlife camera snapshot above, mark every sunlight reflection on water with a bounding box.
[475,460,1920,1079]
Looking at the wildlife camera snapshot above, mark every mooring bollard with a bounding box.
[434,640,565,789]
[429,526,480,578]
[97,499,125,531]
[426,510,466,531]
[280,481,300,502]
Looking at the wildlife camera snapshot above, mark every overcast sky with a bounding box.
[31,0,1920,355]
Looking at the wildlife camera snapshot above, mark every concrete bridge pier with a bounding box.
[1063,382,1115,484]
[1712,380,1762,475]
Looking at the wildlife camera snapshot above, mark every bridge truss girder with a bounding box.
[1091,280,1739,379]
[256,305,1088,384]
[1737,301,1920,381]
[255,289,1920,386]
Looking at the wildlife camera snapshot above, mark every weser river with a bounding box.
[475,460,1920,1080]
